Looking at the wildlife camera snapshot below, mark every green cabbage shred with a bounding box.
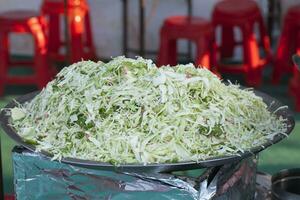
[10,57,288,164]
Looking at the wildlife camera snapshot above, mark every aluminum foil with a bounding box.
[255,172,272,200]
[13,147,257,200]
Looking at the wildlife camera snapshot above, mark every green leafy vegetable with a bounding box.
[10,57,288,164]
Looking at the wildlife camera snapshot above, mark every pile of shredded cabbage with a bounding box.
[10,57,288,164]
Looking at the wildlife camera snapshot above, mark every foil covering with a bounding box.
[255,172,272,200]
[13,147,257,200]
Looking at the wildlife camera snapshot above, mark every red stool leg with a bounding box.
[258,15,272,61]
[296,97,300,112]
[294,54,300,111]
[166,38,177,66]
[195,37,210,69]
[157,27,177,66]
[296,31,300,55]
[69,7,85,62]
[84,11,96,59]
[242,24,262,87]
[157,39,177,66]
[39,16,58,78]
[288,66,298,96]
[209,34,220,76]
[47,14,61,57]
[0,31,9,96]
[289,34,300,97]
[220,26,235,59]
[29,18,50,89]
[272,20,294,84]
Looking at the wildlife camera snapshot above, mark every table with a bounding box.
[13,147,258,199]
[121,0,193,58]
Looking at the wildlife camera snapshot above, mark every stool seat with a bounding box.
[161,16,213,40]
[285,5,300,26]
[0,10,39,21]
[157,16,216,72]
[287,5,300,18]
[44,0,87,6]
[0,11,42,32]
[42,0,88,13]
[164,16,212,31]
[213,0,259,19]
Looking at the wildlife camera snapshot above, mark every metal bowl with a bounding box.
[272,168,300,200]
[0,90,295,173]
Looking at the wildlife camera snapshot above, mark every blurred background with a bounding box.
[0,0,298,59]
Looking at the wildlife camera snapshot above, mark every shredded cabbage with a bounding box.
[10,57,288,164]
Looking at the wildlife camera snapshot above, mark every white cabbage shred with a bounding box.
[10,57,288,164]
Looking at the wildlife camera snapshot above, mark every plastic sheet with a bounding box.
[13,147,257,200]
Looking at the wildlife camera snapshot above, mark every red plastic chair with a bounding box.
[212,0,272,87]
[272,5,300,84]
[41,0,96,63]
[0,10,52,96]
[157,16,217,72]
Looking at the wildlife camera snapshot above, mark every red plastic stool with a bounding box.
[212,0,272,87]
[157,16,217,72]
[289,64,300,111]
[0,10,51,96]
[41,0,96,63]
[272,5,300,84]
[4,194,15,200]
